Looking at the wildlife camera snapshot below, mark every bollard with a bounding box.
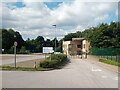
[34,62,36,68]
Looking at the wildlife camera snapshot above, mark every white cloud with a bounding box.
[1,1,118,40]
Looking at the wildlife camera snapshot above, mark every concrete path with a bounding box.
[83,55,118,73]
[1,55,118,88]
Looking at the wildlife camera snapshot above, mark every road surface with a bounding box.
[1,55,118,88]
[1,54,45,65]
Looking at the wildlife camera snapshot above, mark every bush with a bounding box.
[50,54,67,62]
[40,54,68,68]
[39,60,60,68]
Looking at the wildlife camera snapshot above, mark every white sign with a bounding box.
[14,41,17,46]
[43,47,54,53]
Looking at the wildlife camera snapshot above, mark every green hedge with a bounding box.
[39,54,68,68]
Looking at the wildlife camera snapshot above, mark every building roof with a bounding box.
[63,41,71,44]
[72,38,84,41]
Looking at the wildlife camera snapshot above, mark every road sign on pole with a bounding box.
[14,41,17,68]
[14,41,17,47]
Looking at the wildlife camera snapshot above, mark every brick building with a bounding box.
[63,38,90,56]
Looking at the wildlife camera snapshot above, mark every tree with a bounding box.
[45,39,52,47]
[2,29,24,53]
[81,22,120,48]
[2,29,14,51]
[14,31,24,49]
[62,21,120,48]
[51,38,59,50]
[35,36,45,52]
[56,39,63,52]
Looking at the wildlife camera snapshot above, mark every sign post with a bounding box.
[14,41,17,68]
[43,47,54,60]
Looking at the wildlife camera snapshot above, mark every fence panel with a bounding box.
[90,47,120,62]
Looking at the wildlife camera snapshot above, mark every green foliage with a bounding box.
[55,39,63,52]
[39,60,60,68]
[63,22,120,48]
[2,21,120,54]
[63,31,82,41]
[25,36,45,53]
[82,22,120,48]
[24,37,59,53]
[50,54,67,61]
[0,65,48,71]
[0,65,15,69]
[51,38,59,51]
[99,60,120,67]
[18,46,30,54]
[2,29,24,53]
[2,29,14,50]
[2,28,62,53]
[39,54,68,68]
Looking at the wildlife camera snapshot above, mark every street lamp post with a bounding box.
[52,25,57,52]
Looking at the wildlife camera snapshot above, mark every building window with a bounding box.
[77,51,82,55]
[77,45,81,48]
[83,44,85,48]
[68,44,72,48]
[68,44,72,51]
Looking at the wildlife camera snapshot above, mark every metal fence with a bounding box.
[90,47,120,62]
[100,55,120,62]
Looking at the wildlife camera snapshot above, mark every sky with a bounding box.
[1,0,119,40]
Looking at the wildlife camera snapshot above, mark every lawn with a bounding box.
[99,59,120,67]
[101,56,118,62]
[0,65,50,71]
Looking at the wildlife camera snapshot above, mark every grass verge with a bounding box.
[99,59,120,67]
[0,65,51,71]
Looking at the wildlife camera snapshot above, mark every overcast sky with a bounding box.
[1,0,119,40]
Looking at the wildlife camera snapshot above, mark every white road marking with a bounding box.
[91,67,102,72]
[113,77,118,80]
[101,75,107,78]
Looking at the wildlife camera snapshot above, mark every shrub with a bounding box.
[40,54,68,68]
[50,54,67,62]
[39,60,60,68]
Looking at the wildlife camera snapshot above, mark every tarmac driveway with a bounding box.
[2,55,118,88]
[1,54,45,65]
